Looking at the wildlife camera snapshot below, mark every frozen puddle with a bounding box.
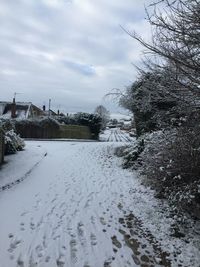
[0,141,199,267]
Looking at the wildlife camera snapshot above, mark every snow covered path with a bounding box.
[0,141,199,267]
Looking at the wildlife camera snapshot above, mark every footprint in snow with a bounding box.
[8,236,22,253]
[35,244,44,258]
[17,254,25,267]
[90,233,97,246]
[29,253,38,267]
[20,211,28,217]
[70,238,78,263]
[8,233,14,239]
[100,217,106,226]
[30,221,35,230]
[45,255,51,263]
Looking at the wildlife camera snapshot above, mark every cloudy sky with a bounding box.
[0,0,151,114]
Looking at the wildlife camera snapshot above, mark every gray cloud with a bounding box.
[0,0,151,113]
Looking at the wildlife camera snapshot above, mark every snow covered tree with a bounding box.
[74,112,102,139]
[116,0,200,218]
[119,67,190,135]
[94,105,110,130]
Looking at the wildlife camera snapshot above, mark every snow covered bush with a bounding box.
[119,68,195,137]
[15,117,60,139]
[4,129,25,155]
[0,119,15,132]
[94,105,110,130]
[0,119,25,155]
[149,127,200,218]
[118,125,200,218]
[57,114,77,125]
[74,112,102,139]
[116,139,145,169]
[56,113,102,139]
[114,0,200,220]
[39,117,60,128]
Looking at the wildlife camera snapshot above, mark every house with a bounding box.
[42,105,58,117]
[0,99,45,120]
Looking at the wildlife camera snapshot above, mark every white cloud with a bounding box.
[42,0,71,9]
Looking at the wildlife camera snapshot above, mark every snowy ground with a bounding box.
[0,143,47,191]
[0,130,199,267]
[100,128,133,142]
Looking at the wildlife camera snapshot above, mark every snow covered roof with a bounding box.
[43,109,57,116]
[0,103,7,116]
[0,101,33,119]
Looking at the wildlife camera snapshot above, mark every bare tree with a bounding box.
[124,0,200,92]
[94,105,110,129]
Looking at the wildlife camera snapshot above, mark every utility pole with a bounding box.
[13,92,22,101]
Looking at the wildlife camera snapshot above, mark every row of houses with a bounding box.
[0,98,60,120]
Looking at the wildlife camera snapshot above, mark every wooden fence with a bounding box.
[15,121,92,140]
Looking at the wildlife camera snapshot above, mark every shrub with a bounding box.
[142,127,200,217]
[4,129,25,155]
[118,122,200,218]
[74,112,102,139]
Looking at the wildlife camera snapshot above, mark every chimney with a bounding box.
[11,98,16,118]
[43,105,46,111]
[57,109,60,115]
